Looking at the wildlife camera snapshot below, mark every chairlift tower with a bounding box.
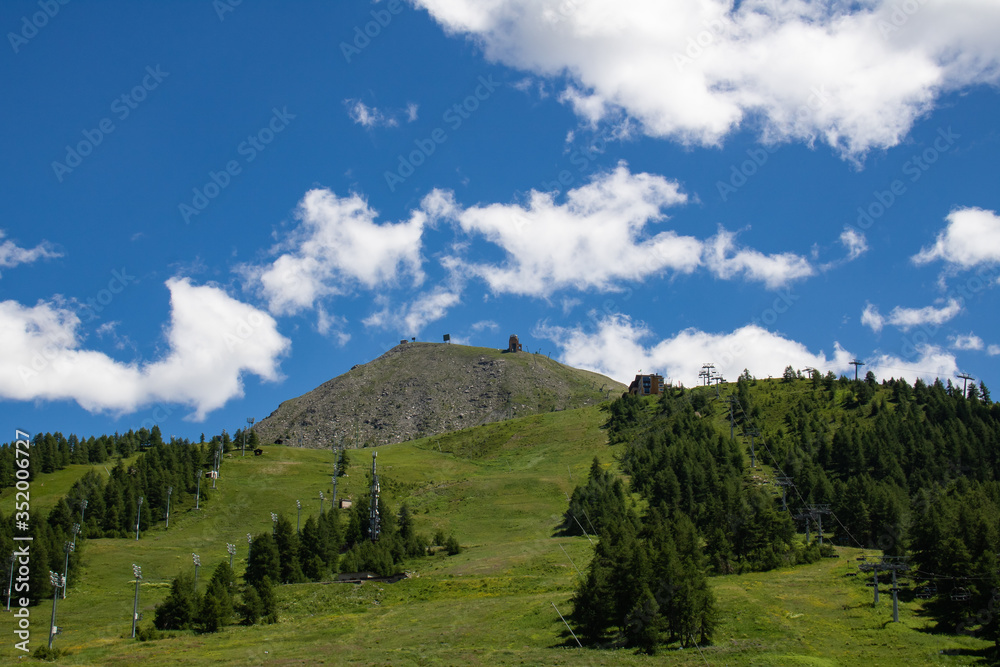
[957,372,975,399]
[775,476,794,511]
[793,510,812,543]
[806,504,831,546]
[745,427,760,468]
[860,556,908,619]
[725,396,739,440]
[130,564,142,639]
[849,359,865,381]
[369,452,381,542]
[244,417,255,456]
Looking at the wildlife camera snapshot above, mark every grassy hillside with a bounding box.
[2,396,993,665]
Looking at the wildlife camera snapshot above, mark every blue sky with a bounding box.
[2,0,999,441]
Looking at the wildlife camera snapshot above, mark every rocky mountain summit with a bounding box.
[255,341,625,448]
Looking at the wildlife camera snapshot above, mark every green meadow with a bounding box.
[1,403,991,665]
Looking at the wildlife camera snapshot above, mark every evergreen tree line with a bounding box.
[568,469,716,653]
[767,374,999,651]
[0,428,237,604]
[154,498,460,634]
[0,425,255,491]
[612,384,822,573]
[590,373,1000,653]
[0,506,84,605]
[153,562,278,633]
[54,441,218,540]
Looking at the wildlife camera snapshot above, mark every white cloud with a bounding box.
[402,287,462,334]
[561,297,581,314]
[861,298,961,332]
[887,298,962,331]
[988,344,1000,357]
[0,278,289,420]
[867,345,959,384]
[362,286,462,336]
[913,207,1000,269]
[441,164,814,295]
[345,99,398,128]
[406,102,419,122]
[950,333,984,351]
[536,313,851,385]
[442,164,698,295]
[413,0,1000,157]
[316,306,351,345]
[840,227,869,262]
[0,230,61,275]
[470,319,500,333]
[245,189,432,315]
[704,227,815,288]
[861,302,884,333]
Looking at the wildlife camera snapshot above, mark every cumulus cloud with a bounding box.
[861,298,962,333]
[401,287,462,334]
[345,99,420,128]
[536,313,851,385]
[345,99,398,128]
[0,230,61,276]
[988,344,1000,357]
[913,207,1000,270]
[866,345,959,384]
[362,286,461,336]
[0,278,289,420]
[470,319,499,333]
[441,164,815,295]
[244,189,434,315]
[704,227,815,288]
[442,164,697,294]
[413,0,1000,157]
[950,333,984,351]
[861,302,885,333]
[840,227,869,262]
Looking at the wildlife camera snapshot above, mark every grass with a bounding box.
[2,399,993,665]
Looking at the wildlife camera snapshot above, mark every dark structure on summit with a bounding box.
[507,334,522,353]
[628,373,665,396]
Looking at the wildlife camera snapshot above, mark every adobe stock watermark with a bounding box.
[877,0,929,38]
[716,85,831,202]
[78,267,136,323]
[178,106,295,223]
[51,65,169,182]
[384,75,500,192]
[543,0,582,24]
[213,0,242,21]
[535,128,615,199]
[673,13,733,71]
[7,0,70,54]
[851,126,959,233]
[340,0,404,63]
[12,428,33,654]
[222,309,267,351]
[897,265,997,361]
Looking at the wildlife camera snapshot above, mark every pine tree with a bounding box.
[258,576,279,624]
[154,572,197,630]
[273,515,305,583]
[239,585,263,625]
[245,533,280,586]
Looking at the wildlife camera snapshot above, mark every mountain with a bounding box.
[254,341,626,448]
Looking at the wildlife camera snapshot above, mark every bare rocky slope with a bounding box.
[254,342,626,448]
